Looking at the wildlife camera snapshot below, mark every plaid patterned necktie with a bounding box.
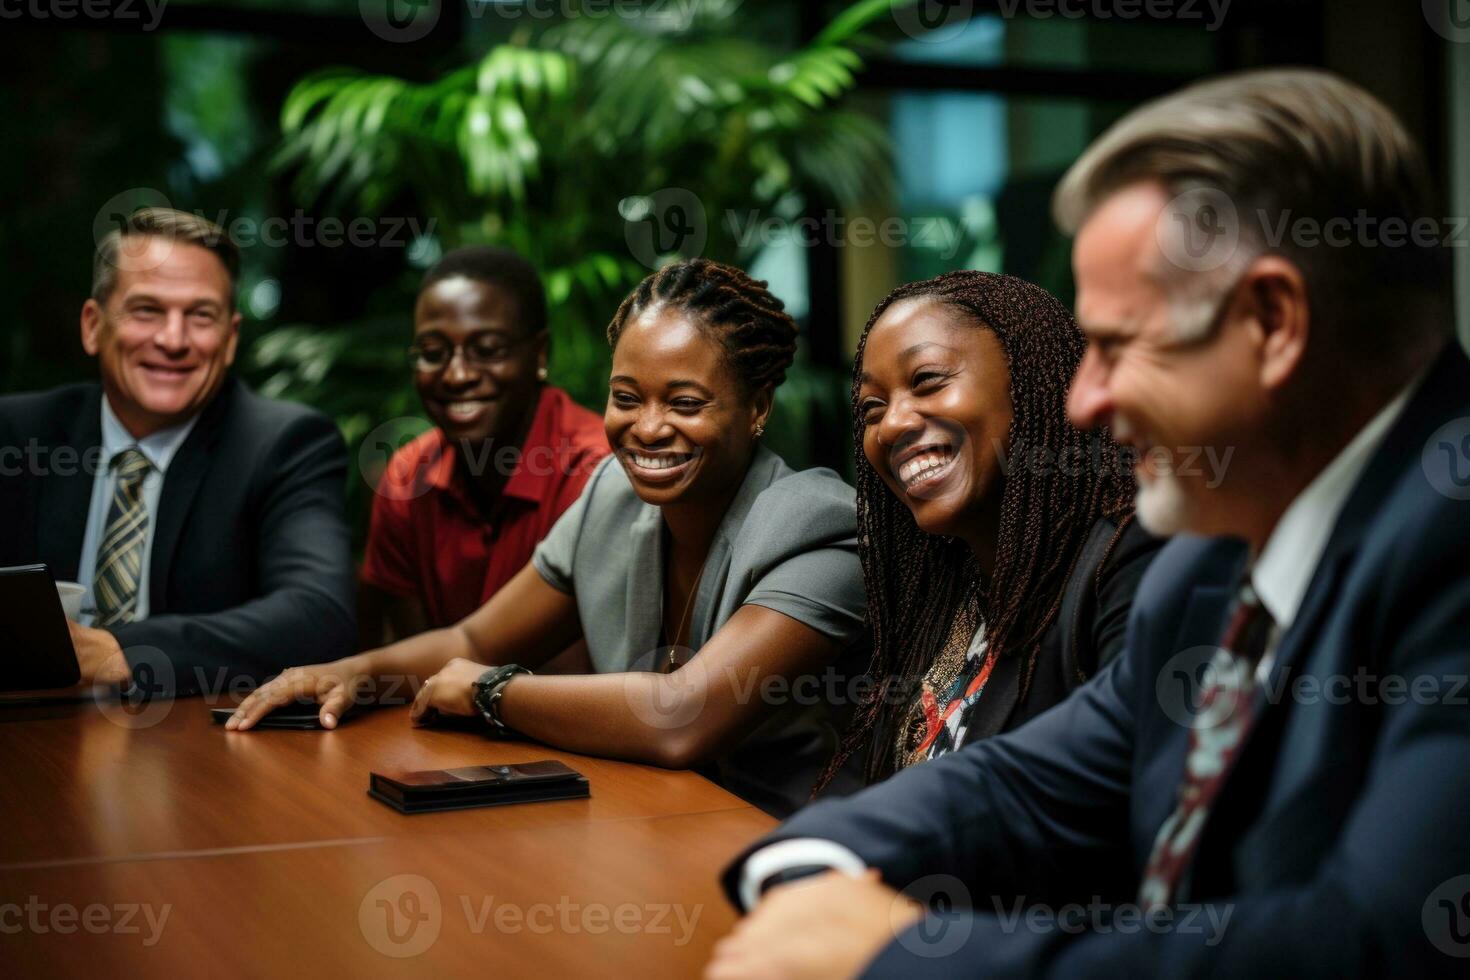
[1138,579,1275,910]
[93,448,153,627]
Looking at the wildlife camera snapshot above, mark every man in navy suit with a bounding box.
[0,206,354,693]
[708,69,1470,978]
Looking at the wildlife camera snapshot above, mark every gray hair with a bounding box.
[92,207,240,307]
[1052,68,1450,359]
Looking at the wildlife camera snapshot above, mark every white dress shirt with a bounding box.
[1248,377,1417,681]
[736,377,1421,911]
[75,396,199,626]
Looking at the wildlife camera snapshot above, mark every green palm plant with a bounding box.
[252,0,904,535]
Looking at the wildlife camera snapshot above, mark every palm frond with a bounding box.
[262,1,904,520]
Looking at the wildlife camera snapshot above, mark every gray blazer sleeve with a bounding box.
[737,469,866,646]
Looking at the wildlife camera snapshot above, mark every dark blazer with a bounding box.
[0,378,355,694]
[725,343,1470,978]
[949,513,1161,748]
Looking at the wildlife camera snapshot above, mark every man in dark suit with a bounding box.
[708,70,1470,978]
[0,206,354,694]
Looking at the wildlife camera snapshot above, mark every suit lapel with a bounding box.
[978,517,1146,739]
[691,448,781,647]
[148,379,233,613]
[37,386,103,581]
[619,447,784,667]
[1160,582,1236,751]
[623,505,666,669]
[1256,344,1470,694]
[967,651,1022,742]
[1252,554,1348,709]
[1187,345,1470,896]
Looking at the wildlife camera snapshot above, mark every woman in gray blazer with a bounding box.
[229,259,866,815]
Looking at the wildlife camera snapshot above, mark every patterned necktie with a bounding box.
[93,448,153,627]
[1138,579,1275,909]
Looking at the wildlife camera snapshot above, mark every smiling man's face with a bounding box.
[1067,181,1267,537]
[81,235,241,438]
[412,275,546,448]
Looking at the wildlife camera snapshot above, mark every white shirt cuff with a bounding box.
[737,837,868,911]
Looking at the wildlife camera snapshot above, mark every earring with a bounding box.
[537,367,548,381]
[754,424,765,438]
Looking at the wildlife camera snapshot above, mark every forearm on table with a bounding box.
[496,669,739,769]
[111,585,354,693]
[356,625,479,692]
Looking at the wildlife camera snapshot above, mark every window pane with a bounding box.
[842,86,1137,350]
[885,10,1221,74]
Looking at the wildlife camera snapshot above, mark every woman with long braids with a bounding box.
[230,259,866,815]
[818,270,1161,787]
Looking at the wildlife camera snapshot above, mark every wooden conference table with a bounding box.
[0,694,777,977]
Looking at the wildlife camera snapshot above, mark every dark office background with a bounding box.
[3,0,1465,537]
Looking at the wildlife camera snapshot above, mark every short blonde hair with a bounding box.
[92,206,240,307]
[1053,68,1449,358]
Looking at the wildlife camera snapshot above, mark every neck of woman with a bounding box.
[660,451,753,576]
[661,484,738,573]
[955,499,1002,577]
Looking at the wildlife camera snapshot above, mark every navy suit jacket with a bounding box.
[723,343,1470,977]
[0,378,355,694]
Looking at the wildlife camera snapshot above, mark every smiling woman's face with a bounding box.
[857,297,1014,538]
[605,306,764,507]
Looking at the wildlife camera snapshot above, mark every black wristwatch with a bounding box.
[472,664,531,733]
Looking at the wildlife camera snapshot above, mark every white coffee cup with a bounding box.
[56,581,86,621]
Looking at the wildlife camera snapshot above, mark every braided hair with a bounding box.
[817,270,1136,788]
[607,259,799,394]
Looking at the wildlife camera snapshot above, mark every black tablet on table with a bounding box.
[0,564,82,692]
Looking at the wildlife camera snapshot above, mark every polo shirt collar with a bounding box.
[502,386,566,504]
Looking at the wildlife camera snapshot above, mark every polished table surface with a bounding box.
[0,695,777,976]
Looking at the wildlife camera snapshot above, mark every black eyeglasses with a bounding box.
[407,334,535,373]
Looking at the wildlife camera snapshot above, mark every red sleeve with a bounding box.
[551,441,610,515]
[358,453,421,598]
[552,423,608,514]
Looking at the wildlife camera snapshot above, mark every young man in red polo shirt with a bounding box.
[358,246,609,648]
